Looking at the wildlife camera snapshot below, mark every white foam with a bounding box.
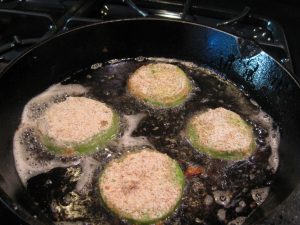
[22,84,88,125]
[217,209,226,221]
[228,217,246,225]
[117,114,152,148]
[14,124,81,185]
[14,84,88,186]
[268,127,280,172]
[90,63,102,70]
[251,187,270,205]
[75,157,99,194]
[250,109,280,172]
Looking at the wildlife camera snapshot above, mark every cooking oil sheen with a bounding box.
[13,57,280,225]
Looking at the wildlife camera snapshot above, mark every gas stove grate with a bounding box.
[0,0,294,74]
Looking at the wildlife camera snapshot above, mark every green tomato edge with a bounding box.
[186,121,256,161]
[41,112,120,156]
[98,151,185,224]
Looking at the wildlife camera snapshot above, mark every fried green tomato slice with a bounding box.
[127,63,192,108]
[37,97,119,156]
[99,149,185,224]
[186,107,256,160]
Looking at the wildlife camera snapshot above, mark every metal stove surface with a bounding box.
[1,0,300,224]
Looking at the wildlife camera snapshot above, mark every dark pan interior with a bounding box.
[0,19,300,225]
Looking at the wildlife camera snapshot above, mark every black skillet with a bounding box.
[0,19,300,225]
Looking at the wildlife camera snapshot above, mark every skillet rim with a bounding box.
[0,18,299,87]
[0,17,300,225]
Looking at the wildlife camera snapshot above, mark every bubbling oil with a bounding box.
[13,57,280,225]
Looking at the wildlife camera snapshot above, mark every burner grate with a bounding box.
[0,0,294,74]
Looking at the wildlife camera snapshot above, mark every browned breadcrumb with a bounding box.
[37,97,114,146]
[99,149,183,220]
[190,107,254,153]
[127,63,191,105]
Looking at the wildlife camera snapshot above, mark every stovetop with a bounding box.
[1,0,299,75]
[1,0,300,224]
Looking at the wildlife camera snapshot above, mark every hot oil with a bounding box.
[13,57,280,225]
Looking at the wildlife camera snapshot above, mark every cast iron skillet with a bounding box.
[0,19,300,225]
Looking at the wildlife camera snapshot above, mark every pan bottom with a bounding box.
[13,57,280,225]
